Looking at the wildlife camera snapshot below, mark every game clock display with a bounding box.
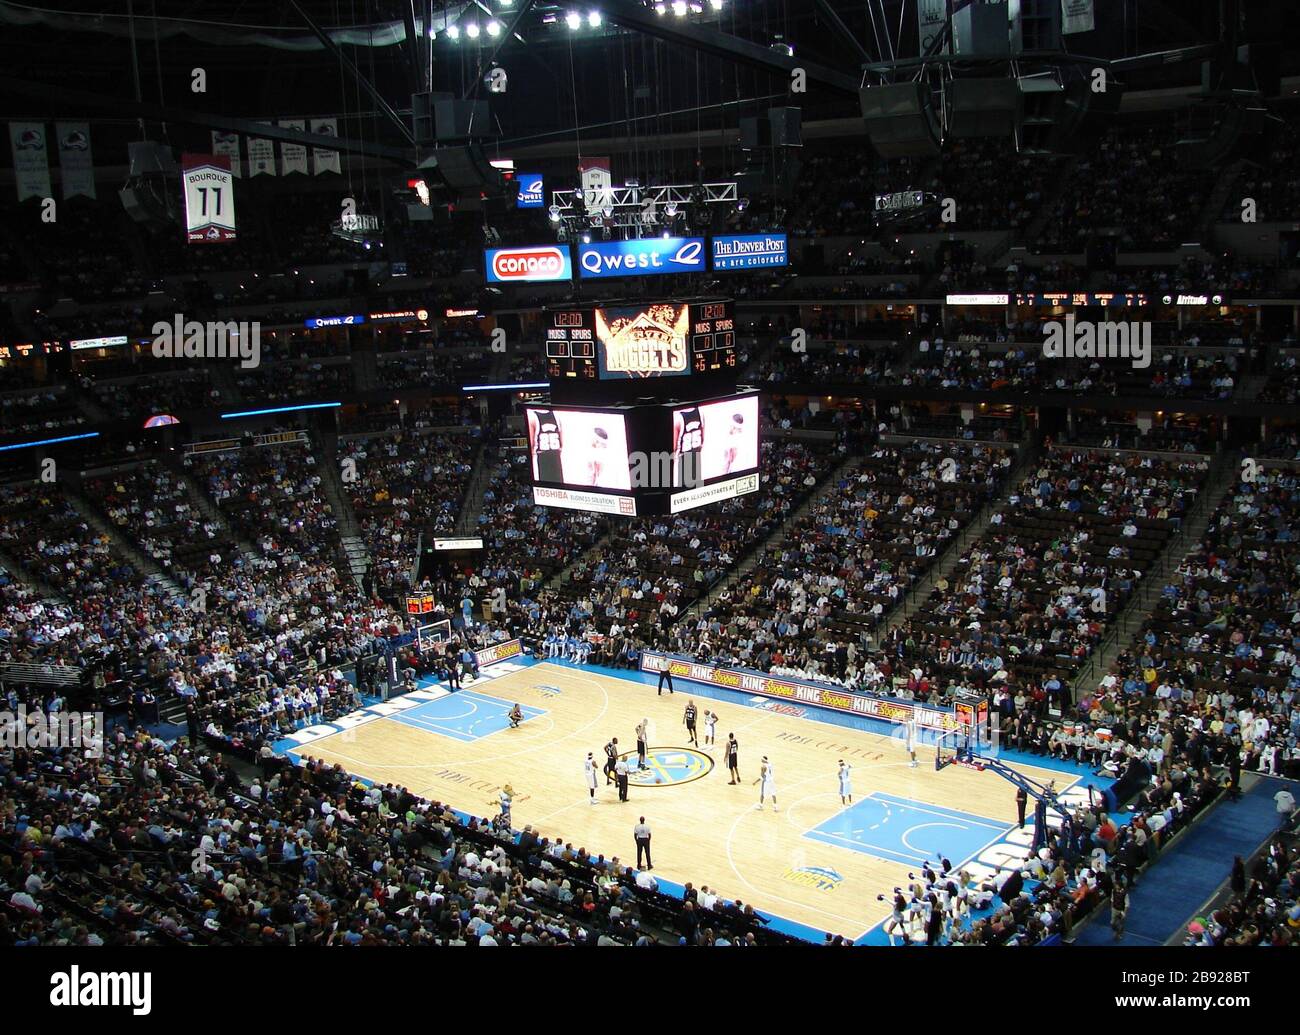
[545,309,598,381]
[689,300,737,373]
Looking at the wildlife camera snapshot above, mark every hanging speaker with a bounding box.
[860,82,941,158]
[949,79,1020,138]
[431,145,504,193]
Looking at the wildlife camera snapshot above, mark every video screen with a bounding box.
[525,406,632,491]
[595,303,691,379]
[671,394,760,486]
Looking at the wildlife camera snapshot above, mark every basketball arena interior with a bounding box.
[0,0,1298,991]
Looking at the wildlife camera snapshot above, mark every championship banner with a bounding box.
[279,119,308,175]
[181,153,237,243]
[917,0,950,55]
[247,126,276,177]
[310,117,341,175]
[474,639,522,668]
[9,122,51,201]
[1061,0,1095,34]
[55,123,95,199]
[212,130,242,177]
[638,652,962,732]
[579,156,612,211]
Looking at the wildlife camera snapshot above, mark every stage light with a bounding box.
[655,2,666,13]
[672,1,687,15]
[487,20,502,36]
[548,203,562,222]
[466,21,480,38]
[736,197,749,212]
[664,201,678,217]
[709,0,723,8]
[565,11,581,29]
[447,24,460,39]
[581,232,592,243]
[587,11,602,27]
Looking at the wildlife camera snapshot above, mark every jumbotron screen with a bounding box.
[525,406,632,491]
[669,393,761,513]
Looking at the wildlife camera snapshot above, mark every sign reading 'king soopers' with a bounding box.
[712,233,788,271]
[485,245,573,284]
[576,237,706,279]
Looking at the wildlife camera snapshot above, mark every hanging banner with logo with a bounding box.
[310,117,341,175]
[279,119,308,175]
[917,0,950,55]
[247,125,276,176]
[55,122,95,200]
[579,156,612,211]
[516,172,545,209]
[212,130,242,177]
[1061,0,1095,34]
[181,153,237,243]
[9,122,51,201]
[485,244,573,284]
[576,237,705,280]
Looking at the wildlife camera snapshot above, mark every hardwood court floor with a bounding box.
[298,662,1072,938]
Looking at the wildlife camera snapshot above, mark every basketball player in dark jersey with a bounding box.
[531,409,564,484]
[725,733,740,784]
[683,700,699,746]
[674,406,704,488]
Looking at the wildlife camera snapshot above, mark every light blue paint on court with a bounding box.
[387,689,545,743]
[805,791,1009,868]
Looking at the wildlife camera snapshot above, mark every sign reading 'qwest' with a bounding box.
[576,237,705,279]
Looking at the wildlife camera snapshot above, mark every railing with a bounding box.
[0,661,83,687]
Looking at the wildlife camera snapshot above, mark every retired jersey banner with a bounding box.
[9,122,51,201]
[917,0,950,55]
[279,119,308,175]
[1061,0,1095,34]
[310,117,341,175]
[55,122,94,199]
[212,130,242,177]
[181,154,237,243]
[638,652,962,731]
[579,156,612,210]
[247,125,276,176]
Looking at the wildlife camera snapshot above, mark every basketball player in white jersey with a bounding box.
[756,756,778,811]
[838,760,853,804]
[584,752,598,804]
[723,412,745,474]
[586,427,609,486]
[703,709,718,746]
[906,720,919,768]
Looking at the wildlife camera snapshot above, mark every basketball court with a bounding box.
[282,659,1079,939]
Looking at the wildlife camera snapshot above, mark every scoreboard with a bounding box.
[689,300,737,374]
[545,298,736,402]
[545,309,598,381]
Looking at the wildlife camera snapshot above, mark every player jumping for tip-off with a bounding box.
[756,755,778,811]
[838,759,853,804]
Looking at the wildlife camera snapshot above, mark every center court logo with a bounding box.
[782,866,844,892]
[622,747,713,786]
[49,967,151,1015]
